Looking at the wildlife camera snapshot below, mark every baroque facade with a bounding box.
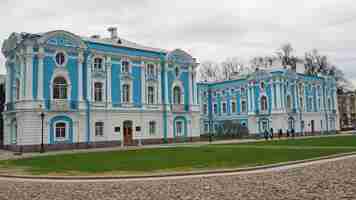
[1,29,200,151]
[198,68,339,135]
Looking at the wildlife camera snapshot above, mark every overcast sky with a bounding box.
[1,0,356,85]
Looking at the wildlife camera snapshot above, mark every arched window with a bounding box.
[175,67,180,77]
[147,86,155,104]
[94,82,103,102]
[94,58,103,71]
[241,100,247,113]
[122,61,130,73]
[173,86,182,104]
[261,96,268,111]
[53,77,67,99]
[122,84,130,103]
[55,122,66,138]
[15,79,20,100]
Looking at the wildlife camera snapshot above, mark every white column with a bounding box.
[106,56,112,104]
[25,46,33,100]
[193,71,198,105]
[271,81,275,110]
[188,67,193,106]
[280,80,284,110]
[164,63,170,111]
[5,62,11,104]
[86,56,92,101]
[141,61,145,105]
[276,81,281,109]
[20,54,26,98]
[37,47,45,101]
[247,84,251,112]
[251,83,255,112]
[78,52,84,102]
[157,64,162,104]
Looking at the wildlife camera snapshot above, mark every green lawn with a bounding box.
[237,135,356,147]
[0,135,355,176]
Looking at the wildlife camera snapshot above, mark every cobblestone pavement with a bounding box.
[0,156,356,199]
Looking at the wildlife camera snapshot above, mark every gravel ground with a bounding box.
[0,156,356,200]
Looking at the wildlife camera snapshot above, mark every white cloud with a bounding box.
[0,0,355,87]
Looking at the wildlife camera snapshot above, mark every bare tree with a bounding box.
[198,61,221,82]
[221,57,244,80]
[276,43,299,70]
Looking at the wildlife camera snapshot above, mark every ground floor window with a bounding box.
[176,121,184,136]
[55,122,66,138]
[95,122,104,136]
[149,121,156,135]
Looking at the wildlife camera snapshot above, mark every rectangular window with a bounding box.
[222,102,227,113]
[176,121,183,136]
[122,84,130,103]
[122,61,130,73]
[149,121,156,135]
[203,104,208,115]
[231,102,236,113]
[204,123,209,133]
[55,123,66,138]
[95,122,104,136]
[241,100,247,113]
[147,86,155,104]
[94,82,103,102]
[213,103,218,114]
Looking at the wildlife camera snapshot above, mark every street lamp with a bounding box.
[38,105,45,153]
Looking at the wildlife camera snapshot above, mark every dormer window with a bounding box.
[55,52,66,66]
[122,61,130,73]
[94,58,103,72]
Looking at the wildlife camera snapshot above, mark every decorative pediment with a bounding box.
[1,33,23,57]
[38,30,87,49]
[167,49,194,64]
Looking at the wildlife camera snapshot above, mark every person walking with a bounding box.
[270,127,274,140]
[291,128,295,139]
[264,129,269,141]
[286,129,290,138]
[278,129,283,139]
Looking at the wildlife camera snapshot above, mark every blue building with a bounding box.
[198,67,339,136]
[1,28,200,151]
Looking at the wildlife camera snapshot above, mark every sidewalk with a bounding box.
[0,132,354,161]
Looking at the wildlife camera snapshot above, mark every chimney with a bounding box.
[108,27,118,39]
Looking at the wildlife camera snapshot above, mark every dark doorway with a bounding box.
[123,121,133,146]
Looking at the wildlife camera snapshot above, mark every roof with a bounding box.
[82,36,167,54]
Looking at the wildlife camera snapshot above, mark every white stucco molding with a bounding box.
[37,30,88,50]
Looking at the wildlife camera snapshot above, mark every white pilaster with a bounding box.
[271,81,275,110]
[251,83,255,112]
[157,64,162,104]
[141,61,146,105]
[37,47,45,101]
[25,46,33,100]
[164,63,170,111]
[78,52,84,102]
[188,66,193,106]
[86,55,92,101]
[5,62,11,104]
[106,56,112,104]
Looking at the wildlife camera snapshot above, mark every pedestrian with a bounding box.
[286,129,290,138]
[264,129,269,141]
[278,129,283,139]
[291,128,295,139]
[270,127,274,140]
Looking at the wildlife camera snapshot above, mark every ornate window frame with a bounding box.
[92,55,105,72]
[171,80,184,105]
[54,121,69,141]
[50,67,72,101]
[53,50,68,67]
[121,57,132,74]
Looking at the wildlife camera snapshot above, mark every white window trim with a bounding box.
[94,121,105,137]
[53,50,68,67]
[92,55,105,72]
[171,80,184,105]
[50,68,72,101]
[121,81,133,105]
[231,100,237,113]
[175,120,184,137]
[146,83,157,105]
[92,80,106,103]
[54,121,69,141]
[149,121,156,136]
[121,58,132,74]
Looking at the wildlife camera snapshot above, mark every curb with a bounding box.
[1,152,356,181]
